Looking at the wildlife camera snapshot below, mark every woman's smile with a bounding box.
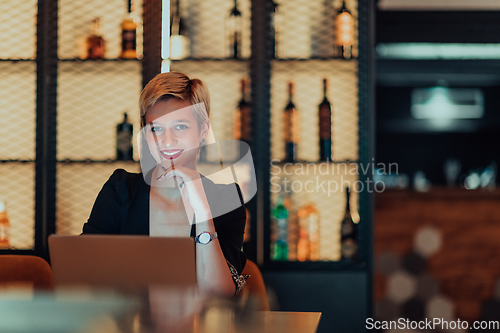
[160,149,184,160]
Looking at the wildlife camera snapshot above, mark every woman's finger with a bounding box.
[156,166,173,181]
[163,165,199,182]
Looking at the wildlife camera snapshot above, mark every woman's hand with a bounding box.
[156,164,212,224]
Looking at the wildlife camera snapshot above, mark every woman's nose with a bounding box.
[161,129,178,147]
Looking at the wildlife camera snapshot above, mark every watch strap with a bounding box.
[195,231,218,244]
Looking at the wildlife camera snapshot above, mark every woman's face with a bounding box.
[144,98,207,169]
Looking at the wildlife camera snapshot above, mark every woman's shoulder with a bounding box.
[106,168,143,186]
[104,169,146,199]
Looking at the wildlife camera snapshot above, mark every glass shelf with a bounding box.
[58,58,141,62]
[57,159,139,163]
[170,57,249,62]
[170,57,358,62]
[170,59,250,75]
[273,57,358,61]
[271,58,358,73]
[0,59,35,62]
[0,160,35,163]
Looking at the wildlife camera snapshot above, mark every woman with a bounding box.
[82,72,248,297]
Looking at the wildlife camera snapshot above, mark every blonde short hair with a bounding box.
[139,71,210,129]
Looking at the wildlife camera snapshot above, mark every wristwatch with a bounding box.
[195,231,218,245]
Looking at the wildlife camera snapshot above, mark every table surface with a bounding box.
[242,311,322,333]
[86,310,322,333]
[0,293,322,333]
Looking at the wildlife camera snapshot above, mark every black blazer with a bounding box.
[82,169,248,276]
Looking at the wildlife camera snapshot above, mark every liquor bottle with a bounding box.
[319,78,332,161]
[340,187,358,259]
[116,112,134,161]
[284,82,299,162]
[120,0,141,59]
[271,194,288,261]
[225,0,243,59]
[233,79,251,143]
[0,201,10,249]
[283,192,298,261]
[170,0,190,60]
[297,202,320,261]
[271,0,282,59]
[86,18,105,59]
[335,0,353,60]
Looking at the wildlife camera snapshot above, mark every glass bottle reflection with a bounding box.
[225,0,243,59]
[335,0,353,60]
[86,17,105,59]
[271,192,288,261]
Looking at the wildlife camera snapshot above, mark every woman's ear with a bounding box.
[200,121,210,142]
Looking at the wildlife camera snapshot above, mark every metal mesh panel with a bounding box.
[0,61,36,160]
[171,0,361,263]
[57,61,142,160]
[277,0,358,59]
[56,162,141,235]
[0,0,37,59]
[0,1,37,250]
[184,0,251,59]
[0,163,35,249]
[170,60,250,149]
[58,0,143,59]
[270,165,359,261]
[270,60,358,162]
[56,0,143,235]
[269,0,360,262]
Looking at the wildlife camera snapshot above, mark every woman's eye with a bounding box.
[176,124,188,130]
[150,126,163,133]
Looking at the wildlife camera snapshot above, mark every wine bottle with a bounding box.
[226,0,243,59]
[271,194,288,261]
[284,82,299,162]
[0,201,10,249]
[319,78,332,161]
[271,0,282,59]
[116,112,134,161]
[170,0,190,60]
[297,202,320,261]
[283,192,298,261]
[340,187,358,259]
[86,18,105,59]
[120,0,140,59]
[335,0,353,60]
[233,79,251,143]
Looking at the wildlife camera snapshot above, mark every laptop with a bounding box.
[48,235,196,290]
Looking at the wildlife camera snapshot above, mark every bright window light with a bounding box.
[161,0,170,60]
[161,59,171,73]
[378,0,500,11]
[377,43,500,60]
[411,87,484,119]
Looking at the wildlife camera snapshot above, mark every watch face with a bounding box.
[199,232,211,244]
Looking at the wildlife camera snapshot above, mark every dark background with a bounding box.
[376,85,500,184]
[375,7,500,185]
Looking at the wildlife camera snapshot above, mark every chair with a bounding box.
[239,259,269,311]
[0,255,54,291]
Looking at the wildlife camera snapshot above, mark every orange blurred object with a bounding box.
[0,255,54,291]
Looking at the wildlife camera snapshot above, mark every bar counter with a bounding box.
[375,187,500,322]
